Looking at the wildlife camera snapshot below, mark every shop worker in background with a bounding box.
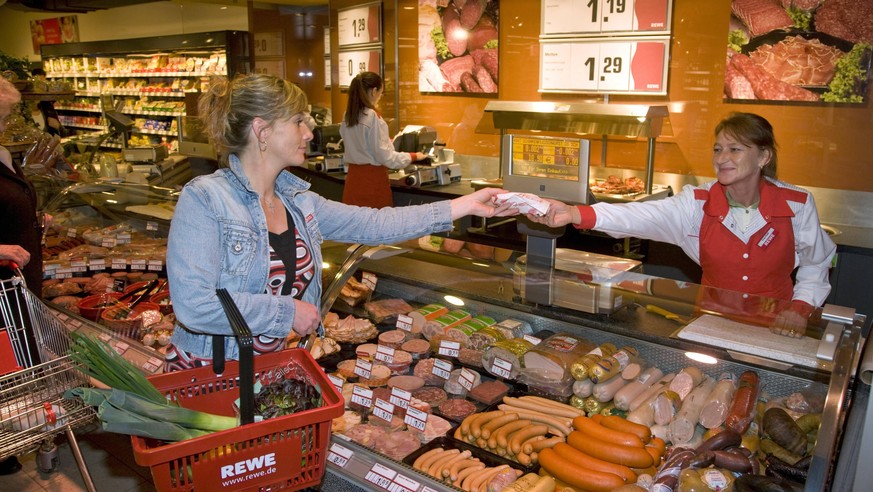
[340,71,428,208]
[527,112,836,338]
[163,74,516,371]
[29,68,64,137]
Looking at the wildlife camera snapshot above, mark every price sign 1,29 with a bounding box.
[338,4,381,47]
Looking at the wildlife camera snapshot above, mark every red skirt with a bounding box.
[342,163,393,208]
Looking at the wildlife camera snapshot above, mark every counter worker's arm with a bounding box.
[367,113,415,170]
[789,192,837,316]
[167,185,296,340]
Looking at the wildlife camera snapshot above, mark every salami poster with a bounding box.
[724,0,872,104]
[419,0,499,94]
[30,15,79,55]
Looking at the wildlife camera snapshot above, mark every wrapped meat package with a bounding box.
[519,333,595,395]
[482,337,535,380]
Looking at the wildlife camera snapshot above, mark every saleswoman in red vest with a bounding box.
[340,72,426,208]
[527,112,836,338]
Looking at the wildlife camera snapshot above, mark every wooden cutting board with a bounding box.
[677,314,821,368]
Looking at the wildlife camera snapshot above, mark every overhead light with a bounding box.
[443,295,465,306]
[685,352,717,364]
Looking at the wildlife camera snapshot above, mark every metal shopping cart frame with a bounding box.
[0,271,96,492]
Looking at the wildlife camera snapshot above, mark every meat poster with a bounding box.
[30,15,79,55]
[725,0,873,104]
[419,0,499,94]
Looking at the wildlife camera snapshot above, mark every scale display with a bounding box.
[502,135,590,204]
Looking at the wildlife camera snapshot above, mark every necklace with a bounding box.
[260,193,275,213]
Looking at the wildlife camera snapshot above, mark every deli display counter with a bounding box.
[315,239,869,492]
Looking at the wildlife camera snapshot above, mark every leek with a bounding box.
[69,332,166,404]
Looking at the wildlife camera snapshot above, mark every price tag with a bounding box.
[112,341,129,355]
[337,49,382,88]
[141,360,160,373]
[337,4,381,47]
[146,221,158,231]
[523,334,542,345]
[361,271,377,291]
[438,340,460,358]
[101,237,117,248]
[324,57,331,89]
[354,358,373,380]
[372,398,395,423]
[98,333,112,343]
[327,442,353,468]
[600,0,635,32]
[328,373,344,395]
[375,345,395,364]
[404,406,428,432]
[396,314,413,332]
[55,267,72,279]
[71,261,87,273]
[130,258,146,271]
[365,463,397,490]
[66,228,77,238]
[147,259,163,271]
[116,232,131,244]
[458,368,476,392]
[89,258,106,271]
[350,385,373,409]
[390,387,411,409]
[389,474,421,492]
[431,359,452,380]
[324,27,331,55]
[542,0,671,34]
[490,357,512,379]
[111,258,127,270]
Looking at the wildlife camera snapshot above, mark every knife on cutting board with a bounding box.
[645,304,693,325]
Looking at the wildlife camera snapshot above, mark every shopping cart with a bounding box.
[0,269,97,492]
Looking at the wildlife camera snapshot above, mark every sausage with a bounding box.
[652,389,681,426]
[574,378,595,398]
[600,415,653,444]
[553,442,637,483]
[725,370,759,435]
[481,412,519,439]
[459,0,487,29]
[669,366,705,400]
[467,464,509,492]
[413,447,445,470]
[629,373,675,412]
[614,367,664,411]
[441,6,468,58]
[712,449,754,473]
[765,455,808,483]
[426,448,461,477]
[695,428,742,453]
[526,435,563,453]
[508,424,549,454]
[471,411,505,438]
[760,438,803,465]
[505,396,582,418]
[474,66,497,93]
[492,419,531,450]
[538,448,627,492]
[567,430,653,468]
[572,415,645,447]
[507,411,571,436]
[698,373,738,429]
[455,463,486,489]
[669,376,717,443]
[593,373,630,402]
[763,407,808,455]
[500,473,540,492]
[450,458,483,481]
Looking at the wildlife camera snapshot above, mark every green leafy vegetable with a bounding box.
[787,7,812,31]
[728,29,750,53]
[484,39,498,49]
[823,43,872,103]
[431,26,451,60]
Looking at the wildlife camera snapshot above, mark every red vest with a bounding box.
[696,181,807,324]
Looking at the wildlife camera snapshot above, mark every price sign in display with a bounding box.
[354,358,373,380]
[324,28,331,55]
[337,3,381,47]
[390,473,421,492]
[540,38,669,95]
[366,463,397,490]
[324,57,331,88]
[327,442,353,468]
[490,357,513,379]
[375,345,395,364]
[542,0,672,35]
[458,368,477,392]
[390,387,412,409]
[431,358,452,380]
[373,398,395,423]
[328,373,344,395]
[404,406,429,432]
[337,49,381,88]
[396,314,413,332]
[438,340,460,358]
[351,385,373,409]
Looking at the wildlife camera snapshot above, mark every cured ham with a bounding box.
[727,51,820,101]
[749,35,844,86]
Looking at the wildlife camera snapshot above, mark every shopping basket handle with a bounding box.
[215,288,255,425]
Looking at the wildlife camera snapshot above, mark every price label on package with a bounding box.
[327,442,354,468]
[431,359,452,380]
[111,258,127,270]
[147,259,163,271]
[328,374,344,395]
[390,387,411,409]
[375,345,395,364]
[365,463,397,490]
[523,334,542,345]
[130,259,146,271]
[89,258,106,271]
[350,385,373,409]
[146,221,158,231]
[438,340,460,358]
[458,368,476,392]
[372,398,395,423]
[490,357,512,379]
[404,406,428,432]
[354,358,373,380]
[396,314,413,332]
[389,474,421,492]
[101,237,117,248]
[361,271,377,291]
[116,233,131,244]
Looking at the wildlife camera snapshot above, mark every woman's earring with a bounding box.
[259,140,267,152]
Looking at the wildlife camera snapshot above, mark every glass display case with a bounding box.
[315,238,869,492]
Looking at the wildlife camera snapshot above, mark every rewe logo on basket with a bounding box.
[221,452,277,479]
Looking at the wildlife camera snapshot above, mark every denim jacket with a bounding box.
[167,154,453,359]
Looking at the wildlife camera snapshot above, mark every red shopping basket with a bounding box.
[130,348,343,491]
[130,288,343,491]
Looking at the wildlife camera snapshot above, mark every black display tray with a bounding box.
[402,434,537,476]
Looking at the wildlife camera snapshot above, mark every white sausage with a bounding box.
[669,376,717,442]
[613,367,663,411]
[629,373,675,412]
[592,374,630,402]
[698,372,738,429]
[669,366,704,400]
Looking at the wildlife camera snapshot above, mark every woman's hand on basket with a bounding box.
[289,299,320,341]
[0,245,30,267]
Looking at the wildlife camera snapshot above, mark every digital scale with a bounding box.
[388,163,461,187]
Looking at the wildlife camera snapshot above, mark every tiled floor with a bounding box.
[4,422,155,492]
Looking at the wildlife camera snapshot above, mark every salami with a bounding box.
[413,386,448,408]
[438,398,477,421]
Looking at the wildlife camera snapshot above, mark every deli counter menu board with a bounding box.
[502,134,591,203]
[539,0,673,95]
